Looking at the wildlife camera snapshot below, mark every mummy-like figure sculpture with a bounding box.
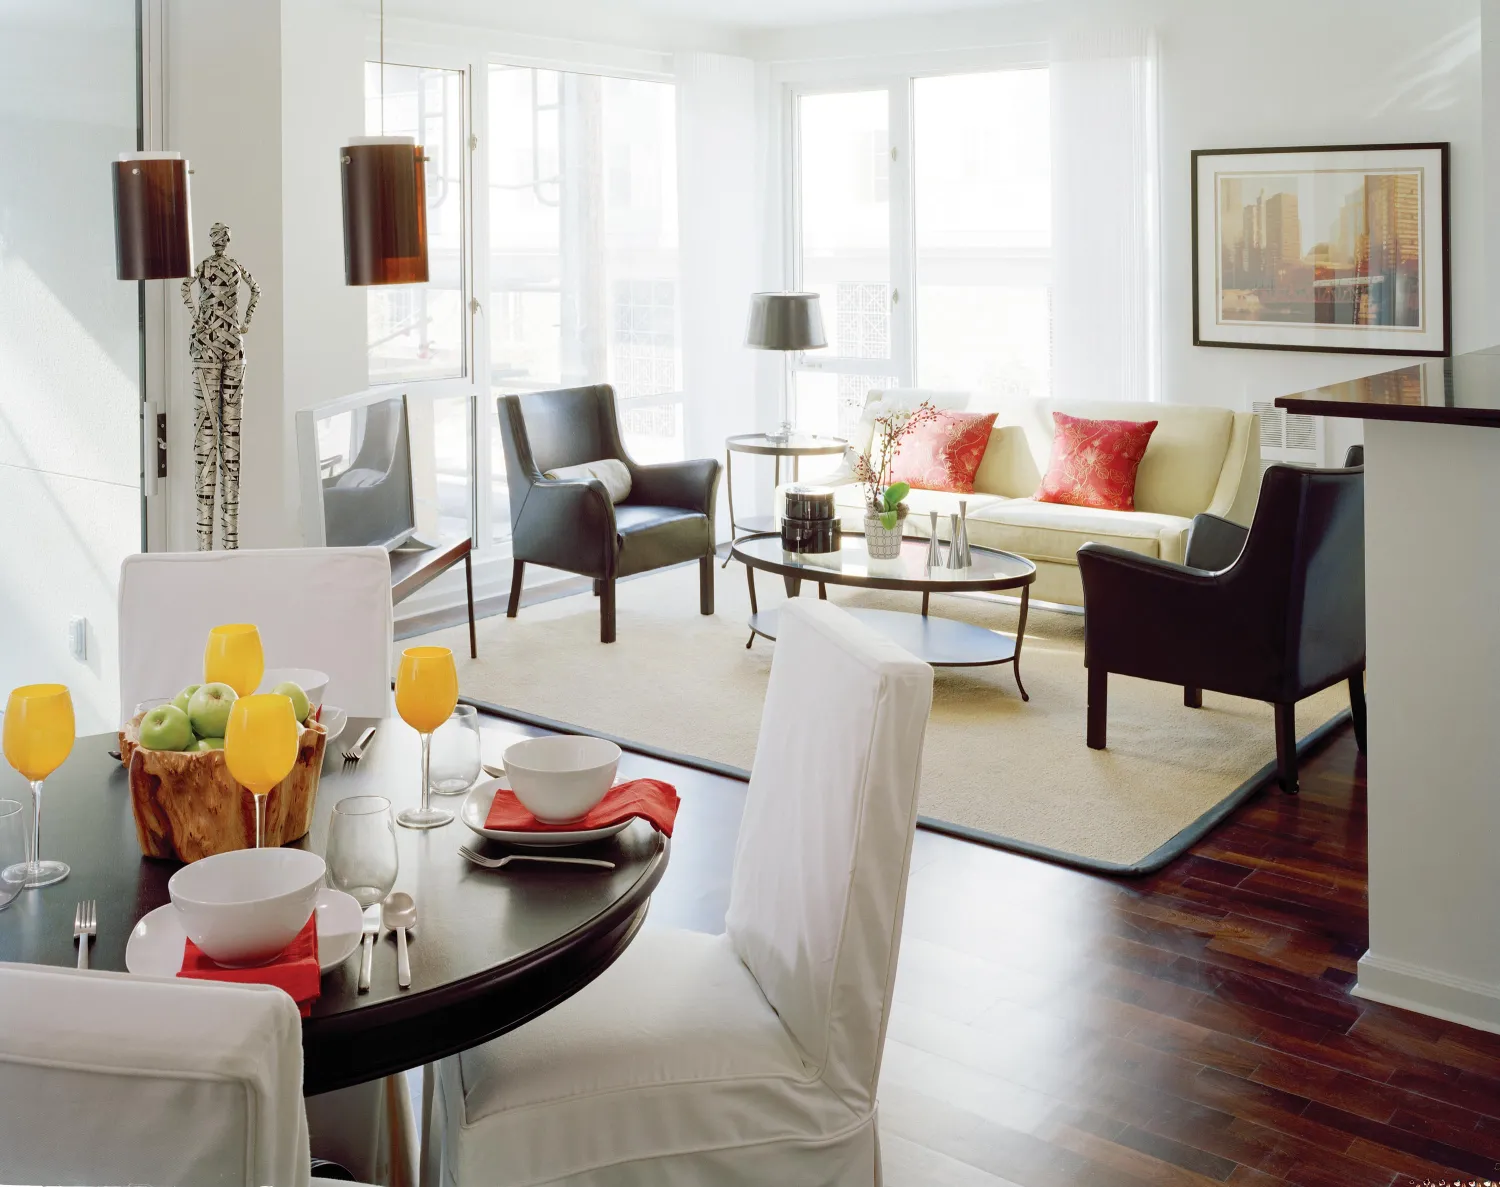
[182,222,260,550]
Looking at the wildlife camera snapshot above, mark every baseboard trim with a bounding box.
[1354,951,1500,1036]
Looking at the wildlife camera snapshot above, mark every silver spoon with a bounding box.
[381,891,416,989]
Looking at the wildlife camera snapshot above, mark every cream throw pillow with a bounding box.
[544,458,633,503]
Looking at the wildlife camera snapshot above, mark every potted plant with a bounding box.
[853,401,938,559]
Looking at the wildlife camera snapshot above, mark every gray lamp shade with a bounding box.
[745,292,827,351]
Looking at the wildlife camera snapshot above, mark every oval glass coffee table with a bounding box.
[730,532,1038,700]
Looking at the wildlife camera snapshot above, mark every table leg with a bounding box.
[745,564,758,649]
[1012,585,1031,702]
[784,575,801,598]
[921,590,930,617]
[722,447,736,568]
[818,582,827,600]
[464,552,477,659]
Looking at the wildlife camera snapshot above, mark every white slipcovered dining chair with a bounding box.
[0,962,370,1186]
[115,545,410,1182]
[118,546,394,720]
[428,599,935,1186]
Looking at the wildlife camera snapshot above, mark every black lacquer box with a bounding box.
[781,485,842,553]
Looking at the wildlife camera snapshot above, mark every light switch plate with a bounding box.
[68,616,87,662]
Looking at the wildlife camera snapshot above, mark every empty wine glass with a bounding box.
[325,795,399,908]
[0,800,26,910]
[429,705,482,796]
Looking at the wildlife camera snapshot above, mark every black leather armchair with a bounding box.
[1077,455,1365,792]
[497,385,721,643]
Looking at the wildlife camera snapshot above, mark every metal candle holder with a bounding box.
[945,500,971,569]
[925,510,944,569]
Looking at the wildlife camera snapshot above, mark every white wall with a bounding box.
[0,1,141,734]
[749,0,1487,443]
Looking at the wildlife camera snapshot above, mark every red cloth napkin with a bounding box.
[485,778,680,837]
[179,914,321,1017]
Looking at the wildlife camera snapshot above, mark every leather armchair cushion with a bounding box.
[544,459,632,503]
[614,505,711,578]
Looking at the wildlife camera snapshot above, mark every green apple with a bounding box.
[187,682,237,739]
[193,737,224,752]
[138,704,194,751]
[271,681,311,723]
[171,684,201,716]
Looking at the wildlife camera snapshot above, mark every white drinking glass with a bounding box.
[325,795,399,909]
[0,800,26,910]
[428,705,483,796]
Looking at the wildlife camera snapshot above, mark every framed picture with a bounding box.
[1192,143,1450,356]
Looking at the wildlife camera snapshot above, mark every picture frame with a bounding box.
[1191,143,1451,356]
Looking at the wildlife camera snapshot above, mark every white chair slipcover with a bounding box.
[0,963,327,1186]
[429,599,934,1186]
[118,546,393,720]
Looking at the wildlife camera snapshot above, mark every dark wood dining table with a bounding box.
[0,714,669,1095]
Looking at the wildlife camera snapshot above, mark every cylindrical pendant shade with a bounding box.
[112,152,192,280]
[745,292,827,351]
[341,136,429,286]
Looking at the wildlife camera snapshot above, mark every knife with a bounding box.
[358,904,380,992]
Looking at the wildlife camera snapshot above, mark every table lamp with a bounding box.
[745,292,827,441]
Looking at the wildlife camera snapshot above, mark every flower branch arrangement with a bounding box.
[853,400,939,557]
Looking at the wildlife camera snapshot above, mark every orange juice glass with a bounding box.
[204,624,265,698]
[224,693,300,848]
[2,684,75,888]
[395,646,459,829]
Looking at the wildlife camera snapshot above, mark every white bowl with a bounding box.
[168,848,326,967]
[259,668,330,710]
[503,736,621,823]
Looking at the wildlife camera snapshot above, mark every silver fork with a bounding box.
[74,900,96,970]
[458,846,615,871]
[342,726,377,766]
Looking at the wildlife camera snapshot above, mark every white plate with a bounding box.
[461,777,630,847]
[125,887,363,977]
[314,706,347,744]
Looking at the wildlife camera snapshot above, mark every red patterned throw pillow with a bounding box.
[1035,412,1158,512]
[888,410,999,493]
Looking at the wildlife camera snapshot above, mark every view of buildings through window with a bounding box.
[793,69,1051,438]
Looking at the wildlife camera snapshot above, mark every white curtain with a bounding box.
[675,51,759,538]
[1050,29,1161,403]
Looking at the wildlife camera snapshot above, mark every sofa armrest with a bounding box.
[1184,514,1250,572]
[627,458,721,517]
[1204,410,1261,526]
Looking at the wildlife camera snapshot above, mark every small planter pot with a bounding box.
[863,508,908,559]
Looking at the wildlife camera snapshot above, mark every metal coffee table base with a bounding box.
[746,604,1029,700]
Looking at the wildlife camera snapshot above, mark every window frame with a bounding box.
[782,50,1053,415]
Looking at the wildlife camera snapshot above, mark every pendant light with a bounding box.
[112,151,192,280]
[341,0,429,286]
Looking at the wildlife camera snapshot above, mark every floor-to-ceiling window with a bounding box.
[364,57,680,557]
[790,68,1051,435]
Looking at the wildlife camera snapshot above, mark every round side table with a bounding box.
[723,433,847,566]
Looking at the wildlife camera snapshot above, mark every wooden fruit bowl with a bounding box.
[119,715,327,862]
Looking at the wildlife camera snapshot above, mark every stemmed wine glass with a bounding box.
[204,623,265,697]
[394,646,459,829]
[325,796,399,908]
[2,684,76,888]
[224,694,300,848]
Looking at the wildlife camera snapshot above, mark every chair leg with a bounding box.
[464,553,477,659]
[1087,666,1107,749]
[592,579,602,597]
[1274,702,1298,793]
[699,555,714,616]
[1184,686,1202,708]
[599,578,616,644]
[506,560,525,618]
[1349,672,1368,753]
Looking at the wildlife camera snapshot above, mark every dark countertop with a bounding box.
[1275,346,1500,428]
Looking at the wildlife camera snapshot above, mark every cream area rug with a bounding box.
[412,561,1350,873]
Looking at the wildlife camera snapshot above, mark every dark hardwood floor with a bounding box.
[479,716,1500,1186]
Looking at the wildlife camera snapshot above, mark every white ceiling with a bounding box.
[606,0,1024,29]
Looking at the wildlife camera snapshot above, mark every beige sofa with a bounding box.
[783,391,1261,607]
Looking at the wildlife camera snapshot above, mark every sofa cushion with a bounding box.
[827,483,1005,525]
[890,410,998,493]
[1036,412,1158,511]
[967,498,1192,566]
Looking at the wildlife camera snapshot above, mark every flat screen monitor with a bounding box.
[295,390,416,550]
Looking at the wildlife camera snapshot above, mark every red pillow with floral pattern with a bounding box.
[1035,412,1158,512]
[888,410,999,494]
